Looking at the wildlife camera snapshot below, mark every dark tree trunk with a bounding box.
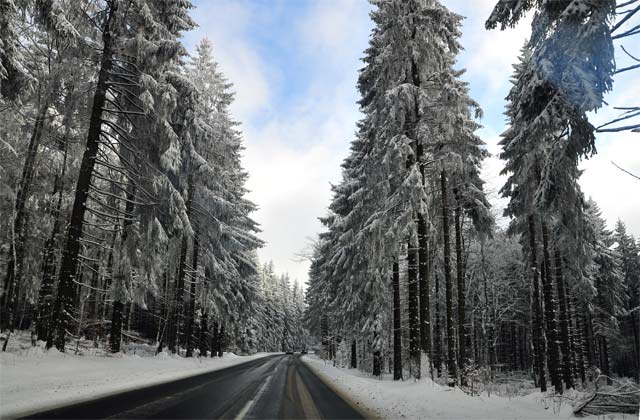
[583,311,595,371]
[47,4,119,351]
[199,312,208,356]
[36,98,72,342]
[418,213,430,357]
[211,320,219,358]
[434,272,442,377]
[528,215,546,392]
[554,249,574,389]
[600,337,612,385]
[171,238,188,354]
[572,297,586,384]
[351,340,357,369]
[170,177,194,354]
[217,323,224,357]
[109,300,124,352]
[185,233,199,357]
[373,329,382,377]
[408,241,421,378]
[416,142,430,362]
[631,313,640,384]
[2,102,49,333]
[392,260,403,380]
[36,184,64,340]
[109,180,136,354]
[321,315,328,360]
[541,222,562,394]
[440,169,457,384]
[454,189,466,375]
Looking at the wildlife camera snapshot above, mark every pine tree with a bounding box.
[48,0,196,351]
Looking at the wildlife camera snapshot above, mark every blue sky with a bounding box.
[184,0,640,286]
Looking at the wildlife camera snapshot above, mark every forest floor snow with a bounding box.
[0,333,279,418]
[301,355,635,420]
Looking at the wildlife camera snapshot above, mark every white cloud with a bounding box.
[446,0,531,108]
[297,0,371,62]
[185,1,272,123]
[242,98,358,285]
[580,131,640,236]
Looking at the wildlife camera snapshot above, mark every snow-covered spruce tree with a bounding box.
[321,129,389,373]
[48,0,195,352]
[487,4,617,389]
[1,0,86,337]
[613,220,640,382]
[500,45,552,392]
[0,0,32,98]
[486,0,615,128]
[585,201,625,385]
[246,262,306,354]
[486,4,618,361]
[305,225,343,359]
[306,0,491,383]
[499,38,608,393]
[178,39,261,357]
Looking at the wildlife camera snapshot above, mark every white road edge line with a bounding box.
[234,374,273,420]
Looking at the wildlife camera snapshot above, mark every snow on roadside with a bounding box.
[0,342,279,418]
[302,355,626,420]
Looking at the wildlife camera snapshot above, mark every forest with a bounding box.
[1,0,639,416]
[303,0,640,405]
[0,0,306,357]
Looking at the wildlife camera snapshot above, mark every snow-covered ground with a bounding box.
[0,334,279,418]
[301,355,634,420]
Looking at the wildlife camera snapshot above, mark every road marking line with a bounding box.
[234,374,272,420]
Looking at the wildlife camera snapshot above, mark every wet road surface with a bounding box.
[25,355,366,420]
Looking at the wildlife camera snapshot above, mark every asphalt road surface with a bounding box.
[25,355,366,420]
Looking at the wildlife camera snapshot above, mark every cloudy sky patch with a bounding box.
[184,0,640,287]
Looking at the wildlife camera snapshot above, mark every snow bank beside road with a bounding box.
[302,355,593,420]
[0,343,278,418]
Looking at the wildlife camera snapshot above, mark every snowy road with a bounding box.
[24,355,365,419]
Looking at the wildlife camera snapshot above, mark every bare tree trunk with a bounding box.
[434,272,442,378]
[554,249,574,389]
[199,311,208,356]
[373,329,382,377]
[351,339,357,369]
[392,260,402,380]
[3,101,49,333]
[541,222,562,394]
[416,142,430,367]
[217,323,225,357]
[170,176,194,354]
[408,240,420,378]
[185,233,199,357]
[418,213,430,357]
[528,215,546,392]
[632,312,640,384]
[36,132,69,341]
[572,296,586,384]
[454,188,466,377]
[210,320,219,358]
[110,180,136,353]
[440,169,457,384]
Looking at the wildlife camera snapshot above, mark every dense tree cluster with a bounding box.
[0,0,304,357]
[305,0,639,394]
